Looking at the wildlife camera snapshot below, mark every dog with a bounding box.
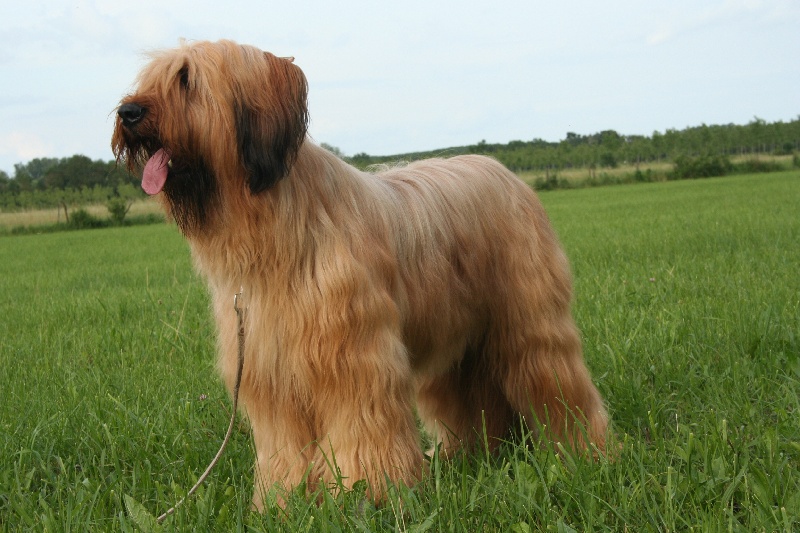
[112,39,608,509]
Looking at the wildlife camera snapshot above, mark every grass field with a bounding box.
[0,171,798,531]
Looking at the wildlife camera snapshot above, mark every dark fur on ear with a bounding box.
[237,54,309,194]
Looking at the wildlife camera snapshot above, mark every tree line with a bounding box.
[1,116,798,211]
[346,116,800,173]
[0,155,141,211]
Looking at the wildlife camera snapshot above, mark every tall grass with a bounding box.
[0,200,163,232]
[0,171,798,531]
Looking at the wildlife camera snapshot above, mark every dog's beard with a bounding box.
[116,134,219,235]
[161,155,218,235]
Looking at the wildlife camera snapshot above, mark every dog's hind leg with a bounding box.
[494,317,608,453]
[488,252,609,453]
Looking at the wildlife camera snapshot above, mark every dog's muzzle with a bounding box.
[118,103,146,127]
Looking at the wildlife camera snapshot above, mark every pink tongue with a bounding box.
[142,149,171,195]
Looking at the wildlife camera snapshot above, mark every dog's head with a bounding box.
[111,39,309,232]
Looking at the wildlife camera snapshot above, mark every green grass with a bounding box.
[1,171,798,531]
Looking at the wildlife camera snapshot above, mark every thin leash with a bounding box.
[156,289,246,523]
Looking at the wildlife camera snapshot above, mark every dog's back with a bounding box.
[367,154,569,364]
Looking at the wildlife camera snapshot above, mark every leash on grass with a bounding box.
[156,289,246,524]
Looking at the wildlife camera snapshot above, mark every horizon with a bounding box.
[4,114,797,174]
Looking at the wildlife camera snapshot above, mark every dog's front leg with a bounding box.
[249,400,318,510]
[311,330,424,501]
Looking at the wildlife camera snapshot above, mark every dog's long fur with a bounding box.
[112,39,608,508]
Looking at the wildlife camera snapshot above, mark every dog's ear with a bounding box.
[237,54,309,194]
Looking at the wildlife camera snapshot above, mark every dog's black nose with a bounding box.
[118,103,146,125]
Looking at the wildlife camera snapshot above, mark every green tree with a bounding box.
[599,130,623,152]
[43,155,111,189]
[0,170,9,194]
[13,171,34,192]
[747,117,767,154]
[14,157,59,183]
[599,152,618,168]
[320,143,345,158]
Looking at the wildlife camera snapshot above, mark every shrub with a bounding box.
[107,197,131,225]
[533,173,571,191]
[671,155,733,180]
[69,208,103,229]
[633,168,656,182]
[735,158,784,174]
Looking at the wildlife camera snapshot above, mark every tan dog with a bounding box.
[112,39,608,509]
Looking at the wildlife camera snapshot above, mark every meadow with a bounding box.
[0,200,164,235]
[0,171,798,531]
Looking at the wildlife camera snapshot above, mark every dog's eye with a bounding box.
[179,67,190,89]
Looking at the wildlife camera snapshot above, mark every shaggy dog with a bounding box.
[112,39,608,509]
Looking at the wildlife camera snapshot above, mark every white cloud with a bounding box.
[644,0,774,47]
[646,28,674,46]
[0,132,51,164]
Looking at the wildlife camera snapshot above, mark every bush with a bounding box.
[68,208,103,230]
[533,173,571,191]
[671,155,733,180]
[735,158,784,174]
[106,197,131,225]
[633,168,657,182]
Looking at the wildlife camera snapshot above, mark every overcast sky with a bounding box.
[1,0,798,175]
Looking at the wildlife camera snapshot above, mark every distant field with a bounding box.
[0,171,798,530]
[517,153,794,186]
[0,199,163,230]
[517,160,673,184]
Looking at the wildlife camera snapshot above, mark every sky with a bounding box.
[1,0,798,175]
